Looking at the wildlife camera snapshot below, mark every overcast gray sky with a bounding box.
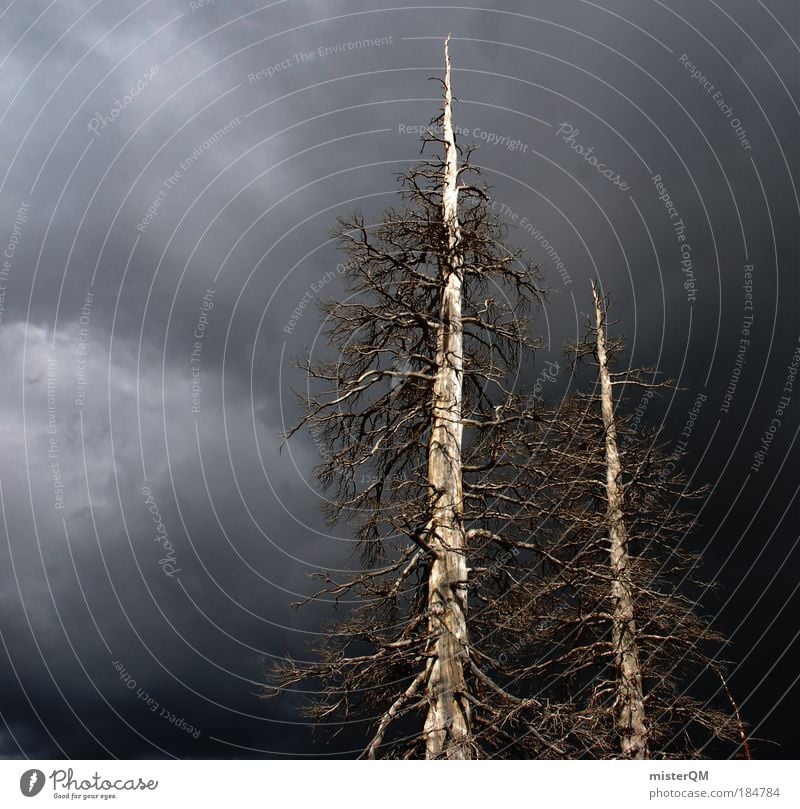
[0,0,797,758]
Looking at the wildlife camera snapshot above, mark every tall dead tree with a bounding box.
[267,39,583,759]
[592,279,648,758]
[422,34,471,759]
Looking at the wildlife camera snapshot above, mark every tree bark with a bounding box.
[592,280,649,760]
[422,34,472,760]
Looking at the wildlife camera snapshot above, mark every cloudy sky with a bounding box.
[0,0,797,759]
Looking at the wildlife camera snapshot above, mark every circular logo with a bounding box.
[19,769,45,797]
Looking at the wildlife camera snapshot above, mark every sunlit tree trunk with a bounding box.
[422,34,472,760]
[592,279,649,760]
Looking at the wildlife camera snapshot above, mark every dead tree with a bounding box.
[592,279,648,758]
[422,35,470,758]
[510,284,741,758]
[268,37,572,759]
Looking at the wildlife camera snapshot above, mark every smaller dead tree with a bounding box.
[592,279,648,758]
[512,283,742,758]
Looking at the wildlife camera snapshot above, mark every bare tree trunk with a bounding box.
[422,34,471,760]
[591,280,649,760]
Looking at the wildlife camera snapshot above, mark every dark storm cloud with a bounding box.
[0,0,797,759]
